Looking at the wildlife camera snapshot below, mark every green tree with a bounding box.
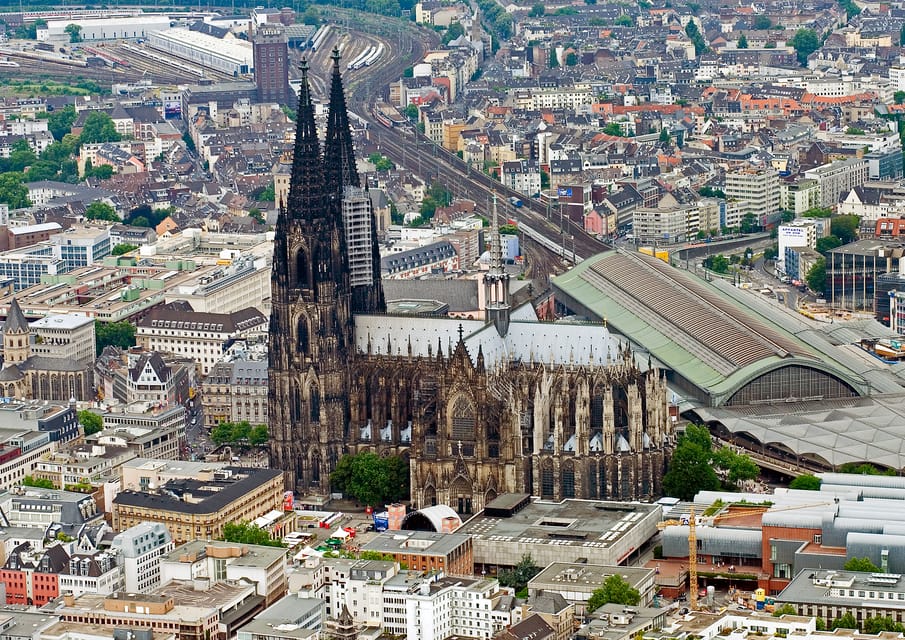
[663,440,721,500]
[845,127,865,135]
[764,244,778,261]
[806,257,826,295]
[753,14,772,29]
[22,475,55,489]
[816,618,827,631]
[259,182,275,202]
[615,14,633,26]
[64,23,82,43]
[497,554,540,592]
[0,173,31,209]
[864,617,904,634]
[816,235,842,255]
[248,208,264,224]
[790,28,820,66]
[831,612,859,631]
[548,48,559,68]
[331,451,409,507]
[895,91,905,105]
[565,52,578,66]
[789,474,821,490]
[85,201,119,222]
[131,216,150,228]
[699,185,726,199]
[6,139,36,172]
[442,21,464,44]
[704,254,730,273]
[112,243,138,256]
[831,215,860,244]
[249,424,268,446]
[773,604,798,617]
[714,446,759,485]
[95,320,135,355]
[659,128,671,144]
[801,207,833,218]
[685,20,708,55]
[78,410,103,436]
[530,3,545,16]
[404,104,419,121]
[603,122,625,137]
[739,212,758,233]
[221,521,285,547]
[80,111,121,144]
[844,556,881,572]
[737,33,748,48]
[84,162,114,181]
[587,574,641,612]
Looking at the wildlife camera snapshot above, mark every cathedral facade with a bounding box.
[268,52,676,514]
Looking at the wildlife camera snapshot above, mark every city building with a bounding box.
[28,315,95,365]
[58,550,122,598]
[135,305,268,376]
[253,24,291,106]
[47,226,111,270]
[32,443,135,490]
[94,350,195,407]
[0,247,66,291]
[825,239,899,311]
[777,220,820,276]
[804,158,869,209]
[778,569,905,623]
[0,488,101,539]
[527,563,657,614]
[99,404,186,460]
[160,540,288,606]
[148,28,253,76]
[724,169,781,223]
[457,495,661,569]
[400,576,508,640]
[109,522,174,594]
[0,299,94,401]
[203,358,267,429]
[112,466,283,544]
[237,596,325,640]
[360,530,473,576]
[0,542,69,606]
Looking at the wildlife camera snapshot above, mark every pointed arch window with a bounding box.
[297,316,309,354]
[450,396,475,442]
[309,385,320,422]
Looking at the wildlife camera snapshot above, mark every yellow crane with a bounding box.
[658,501,836,610]
[657,506,698,610]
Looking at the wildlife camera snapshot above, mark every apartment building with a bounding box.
[804,158,869,209]
[724,169,781,221]
[777,219,820,277]
[203,358,267,430]
[99,404,186,460]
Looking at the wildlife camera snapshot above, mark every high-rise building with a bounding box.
[268,51,673,510]
[253,24,292,106]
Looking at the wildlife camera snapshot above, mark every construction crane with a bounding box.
[657,501,837,610]
[657,506,698,610]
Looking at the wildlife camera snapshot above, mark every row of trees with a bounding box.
[663,425,759,500]
[210,420,269,446]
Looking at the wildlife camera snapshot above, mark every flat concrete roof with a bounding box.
[529,562,655,593]
[459,499,659,551]
[361,530,471,556]
[31,314,93,330]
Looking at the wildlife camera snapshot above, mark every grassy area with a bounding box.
[0,77,106,97]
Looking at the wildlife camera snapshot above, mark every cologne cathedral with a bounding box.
[268,51,676,513]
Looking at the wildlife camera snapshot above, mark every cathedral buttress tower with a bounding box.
[269,60,353,492]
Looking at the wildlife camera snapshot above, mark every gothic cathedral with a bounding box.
[268,52,676,514]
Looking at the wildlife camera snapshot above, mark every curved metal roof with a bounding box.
[695,396,905,470]
[553,250,872,406]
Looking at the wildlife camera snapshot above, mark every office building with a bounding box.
[804,158,869,209]
[360,530,473,576]
[112,466,283,544]
[253,24,291,106]
[527,563,657,614]
[724,169,780,222]
[777,220,820,277]
[47,226,111,269]
[109,522,174,594]
[29,315,95,365]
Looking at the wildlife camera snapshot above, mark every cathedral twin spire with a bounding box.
[274,47,385,314]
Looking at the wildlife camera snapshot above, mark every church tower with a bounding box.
[323,48,385,315]
[484,195,511,337]
[269,59,354,492]
[2,298,30,365]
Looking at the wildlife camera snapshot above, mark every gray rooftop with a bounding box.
[779,569,905,611]
[165,539,286,568]
[360,530,471,557]
[458,498,660,549]
[529,562,655,594]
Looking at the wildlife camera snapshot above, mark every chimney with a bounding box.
[63,592,75,607]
